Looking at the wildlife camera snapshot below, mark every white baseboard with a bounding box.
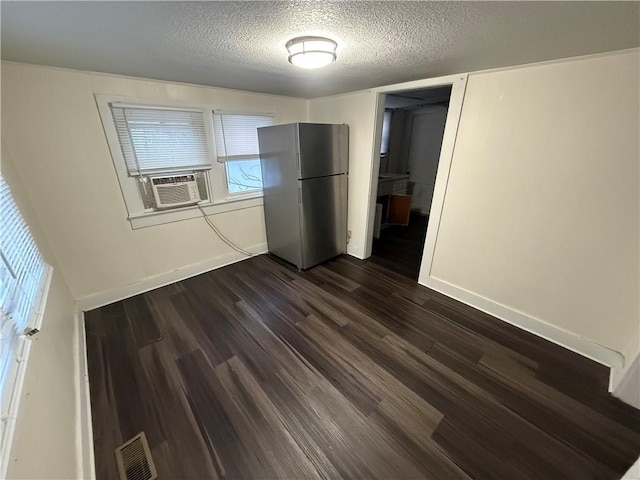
[77,243,267,311]
[622,456,640,480]
[422,276,624,371]
[74,309,95,480]
[610,328,640,393]
[347,242,365,260]
[611,334,640,408]
[613,354,640,409]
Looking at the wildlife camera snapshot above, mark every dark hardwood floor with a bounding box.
[85,254,640,479]
[371,213,429,280]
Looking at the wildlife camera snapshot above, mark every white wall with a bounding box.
[429,51,639,362]
[1,62,308,303]
[1,148,78,479]
[404,106,448,214]
[385,109,408,174]
[308,91,380,258]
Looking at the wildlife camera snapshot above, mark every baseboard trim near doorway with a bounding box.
[74,307,96,479]
[421,275,624,375]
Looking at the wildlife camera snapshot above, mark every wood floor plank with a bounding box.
[428,342,623,478]
[478,351,640,468]
[228,300,323,391]
[426,293,611,389]
[85,333,122,480]
[169,290,235,367]
[298,313,444,433]
[121,293,162,348]
[86,254,640,479]
[177,349,266,479]
[307,264,361,292]
[263,308,383,415]
[267,367,432,479]
[307,378,428,479]
[138,343,220,479]
[214,355,322,479]
[433,417,531,480]
[144,288,201,359]
[102,328,165,449]
[84,301,128,337]
[343,324,622,478]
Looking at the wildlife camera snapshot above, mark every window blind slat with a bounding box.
[213,113,274,162]
[110,105,211,175]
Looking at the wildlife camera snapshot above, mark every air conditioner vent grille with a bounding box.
[157,183,191,205]
[149,173,200,208]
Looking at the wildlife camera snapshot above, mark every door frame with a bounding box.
[364,73,469,286]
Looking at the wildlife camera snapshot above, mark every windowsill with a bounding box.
[128,193,263,229]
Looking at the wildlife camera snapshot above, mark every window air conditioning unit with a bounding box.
[150,174,201,209]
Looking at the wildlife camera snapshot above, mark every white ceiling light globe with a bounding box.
[290,51,335,69]
[286,36,337,69]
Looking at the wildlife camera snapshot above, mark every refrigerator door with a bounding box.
[258,123,303,267]
[297,124,348,179]
[299,174,348,269]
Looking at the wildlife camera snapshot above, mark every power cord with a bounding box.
[197,204,253,257]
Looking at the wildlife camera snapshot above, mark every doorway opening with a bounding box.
[370,85,453,280]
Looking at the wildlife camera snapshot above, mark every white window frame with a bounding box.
[95,95,271,229]
[0,175,53,478]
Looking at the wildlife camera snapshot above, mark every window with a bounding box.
[213,113,275,193]
[97,95,275,228]
[111,105,211,176]
[109,104,212,209]
[0,174,51,470]
[380,110,392,155]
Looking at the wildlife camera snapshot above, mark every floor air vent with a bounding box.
[115,432,158,480]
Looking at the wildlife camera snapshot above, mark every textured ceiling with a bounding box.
[1,1,638,98]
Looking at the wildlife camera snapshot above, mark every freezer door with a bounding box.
[297,124,348,179]
[259,123,303,267]
[299,174,348,269]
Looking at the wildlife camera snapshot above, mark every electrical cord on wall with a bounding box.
[197,204,253,257]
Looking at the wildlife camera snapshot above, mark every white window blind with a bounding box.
[213,113,275,162]
[0,174,47,429]
[110,104,211,175]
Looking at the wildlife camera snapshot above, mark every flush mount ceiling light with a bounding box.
[286,36,337,69]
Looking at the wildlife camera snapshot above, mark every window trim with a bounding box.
[0,174,53,477]
[95,94,272,228]
[0,264,52,479]
[128,194,264,229]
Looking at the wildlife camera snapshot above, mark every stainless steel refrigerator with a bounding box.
[258,123,348,270]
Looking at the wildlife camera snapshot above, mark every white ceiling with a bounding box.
[1,1,638,98]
